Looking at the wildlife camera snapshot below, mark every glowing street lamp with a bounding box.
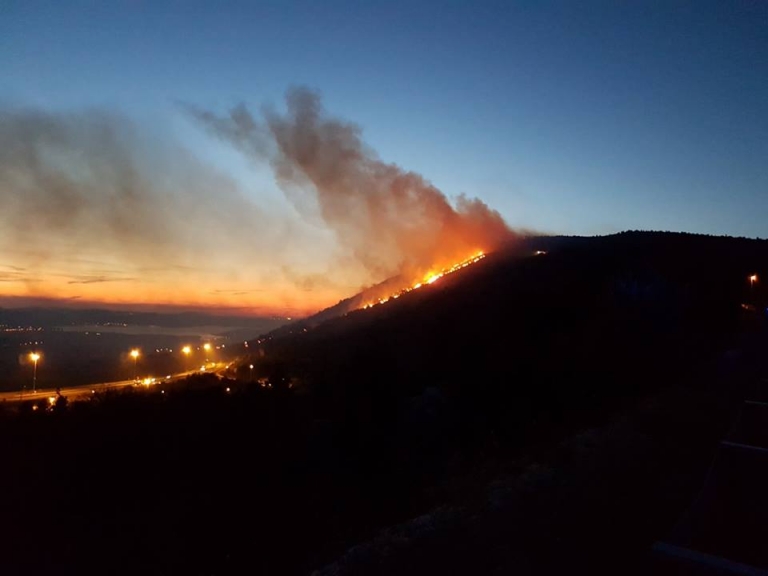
[29,352,40,393]
[181,345,191,372]
[249,364,254,381]
[203,343,211,364]
[130,349,140,380]
[749,274,758,301]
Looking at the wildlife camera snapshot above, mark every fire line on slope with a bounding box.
[361,252,486,310]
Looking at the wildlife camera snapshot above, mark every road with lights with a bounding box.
[0,363,228,404]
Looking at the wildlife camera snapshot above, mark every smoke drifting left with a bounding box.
[0,89,517,314]
[0,106,325,313]
[0,108,205,268]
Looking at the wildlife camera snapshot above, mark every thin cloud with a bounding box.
[0,271,41,283]
[210,289,266,295]
[67,275,138,285]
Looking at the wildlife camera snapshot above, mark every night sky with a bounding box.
[1,1,766,313]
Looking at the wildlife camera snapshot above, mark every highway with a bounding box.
[0,363,228,404]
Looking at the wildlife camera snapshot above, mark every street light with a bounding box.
[203,343,211,365]
[130,349,140,381]
[249,364,254,381]
[181,345,191,372]
[29,352,40,393]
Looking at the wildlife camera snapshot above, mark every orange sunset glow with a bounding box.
[0,249,495,316]
[0,265,346,316]
[0,89,513,317]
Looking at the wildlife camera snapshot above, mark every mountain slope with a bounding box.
[251,231,766,417]
[245,231,767,574]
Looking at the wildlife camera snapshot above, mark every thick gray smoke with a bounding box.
[0,107,306,301]
[188,87,515,280]
[0,90,516,312]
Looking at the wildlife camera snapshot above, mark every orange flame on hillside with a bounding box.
[361,251,486,310]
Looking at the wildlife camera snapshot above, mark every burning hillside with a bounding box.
[263,247,497,339]
[189,87,517,304]
[361,251,485,310]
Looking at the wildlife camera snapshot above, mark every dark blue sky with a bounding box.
[2,0,767,237]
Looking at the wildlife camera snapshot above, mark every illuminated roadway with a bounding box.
[0,362,229,403]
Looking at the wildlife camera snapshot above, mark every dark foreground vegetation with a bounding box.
[1,232,767,575]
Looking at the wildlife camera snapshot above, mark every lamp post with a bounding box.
[249,364,254,381]
[130,349,140,381]
[182,345,191,372]
[203,343,211,366]
[29,352,40,394]
[750,274,758,302]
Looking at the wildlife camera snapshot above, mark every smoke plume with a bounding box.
[0,106,330,312]
[188,87,515,280]
[0,89,516,313]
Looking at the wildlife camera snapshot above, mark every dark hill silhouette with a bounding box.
[2,231,767,576]
[239,230,767,573]
[249,231,766,438]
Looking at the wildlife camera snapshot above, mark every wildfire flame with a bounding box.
[361,251,485,310]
